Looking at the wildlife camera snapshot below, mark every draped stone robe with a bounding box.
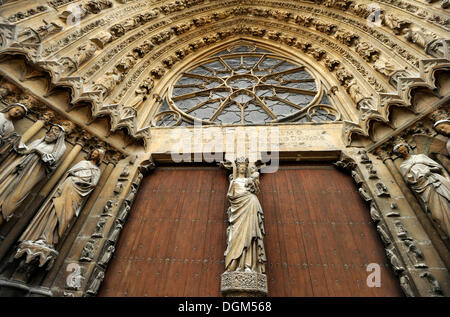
[0,136,65,223]
[19,160,101,247]
[400,154,450,237]
[0,112,21,164]
[224,177,267,273]
[0,112,14,138]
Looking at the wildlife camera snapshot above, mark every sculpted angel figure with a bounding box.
[393,143,450,238]
[73,41,98,67]
[224,157,267,273]
[16,148,104,252]
[129,78,154,110]
[0,125,66,224]
[404,26,436,49]
[93,69,122,98]
[0,103,27,163]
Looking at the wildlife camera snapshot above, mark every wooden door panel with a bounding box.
[99,167,228,297]
[261,165,402,296]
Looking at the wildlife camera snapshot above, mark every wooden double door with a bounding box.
[99,164,402,297]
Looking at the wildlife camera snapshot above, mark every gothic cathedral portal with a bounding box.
[0,0,448,298]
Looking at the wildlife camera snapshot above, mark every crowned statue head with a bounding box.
[235,157,249,177]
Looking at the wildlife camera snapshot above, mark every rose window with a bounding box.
[153,43,340,127]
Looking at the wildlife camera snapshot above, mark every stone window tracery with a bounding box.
[153,42,341,127]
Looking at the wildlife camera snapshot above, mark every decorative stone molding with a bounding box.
[221,271,268,297]
[334,150,450,297]
[0,0,447,142]
[14,240,59,270]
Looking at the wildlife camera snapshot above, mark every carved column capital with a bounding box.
[334,151,357,172]
[39,110,56,123]
[375,147,392,162]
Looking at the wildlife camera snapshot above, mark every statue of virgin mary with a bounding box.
[224,157,267,274]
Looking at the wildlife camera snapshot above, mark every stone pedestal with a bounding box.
[220,271,268,297]
[14,240,59,270]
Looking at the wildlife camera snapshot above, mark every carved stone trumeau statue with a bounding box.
[224,157,267,273]
[0,125,66,225]
[0,103,27,163]
[14,148,104,268]
[221,157,268,296]
[393,142,450,238]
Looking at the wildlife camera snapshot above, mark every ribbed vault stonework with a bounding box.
[0,0,449,297]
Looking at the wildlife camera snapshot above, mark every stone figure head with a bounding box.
[45,125,64,143]
[434,120,450,137]
[393,142,412,158]
[430,109,450,137]
[89,148,105,165]
[60,120,76,135]
[2,103,27,120]
[235,157,249,177]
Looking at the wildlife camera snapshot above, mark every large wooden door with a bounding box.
[99,166,229,297]
[99,164,402,297]
[260,164,402,296]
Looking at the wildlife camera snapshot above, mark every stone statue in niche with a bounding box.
[0,125,66,225]
[90,31,113,49]
[93,69,122,98]
[346,79,365,104]
[103,200,114,215]
[431,112,450,172]
[386,246,404,274]
[375,182,390,197]
[99,244,115,267]
[117,204,130,223]
[0,103,27,139]
[92,216,107,238]
[15,149,104,266]
[404,239,427,268]
[84,0,112,14]
[393,142,450,238]
[403,26,437,50]
[373,57,397,77]
[129,77,154,111]
[14,148,104,267]
[86,270,105,296]
[67,41,99,71]
[0,103,27,163]
[381,13,410,35]
[400,275,415,297]
[108,221,123,243]
[224,157,266,274]
[80,238,96,262]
